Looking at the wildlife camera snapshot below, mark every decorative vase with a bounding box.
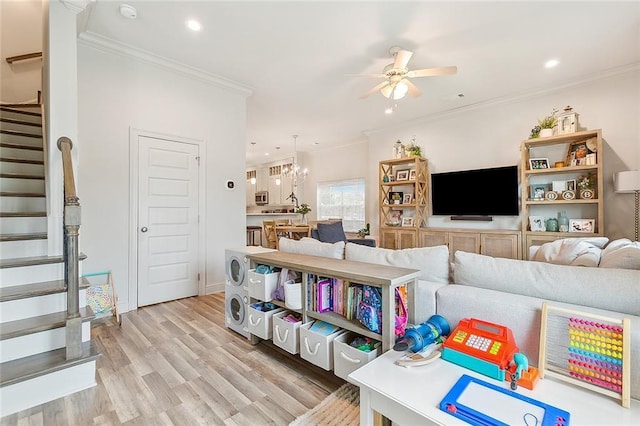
[301,214,307,225]
[545,218,559,232]
[393,140,405,159]
[539,128,554,137]
[558,211,569,232]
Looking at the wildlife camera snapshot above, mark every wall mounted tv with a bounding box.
[431,165,519,219]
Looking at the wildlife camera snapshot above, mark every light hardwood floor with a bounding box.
[1,293,344,425]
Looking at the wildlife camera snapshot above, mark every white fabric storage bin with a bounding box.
[247,303,283,340]
[248,269,280,301]
[299,322,344,371]
[333,332,381,382]
[284,280,302,310]
[272,310,306,354]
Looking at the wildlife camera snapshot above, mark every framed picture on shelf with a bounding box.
[388,210,403,226]
[402,193,412,204]
[408,169,416,181]
[396,170,409,181]
[388,191,403,205]
[529,158,550,170]
[529,184,547,200]
[401,217,414,227]
[529,216,546,232]
[566,179,576,191]
[570,219,595,233]
[565,141,595,166]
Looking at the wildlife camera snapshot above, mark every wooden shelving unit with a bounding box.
[379,157,429,249]
[520,129,604,258]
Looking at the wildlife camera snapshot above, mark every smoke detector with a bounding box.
[119,4,137,19]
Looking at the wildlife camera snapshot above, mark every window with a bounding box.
[317,179,365,232]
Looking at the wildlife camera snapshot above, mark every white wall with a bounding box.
[309,69,639,241]
[300,138,370,223]
[77,43,248,311]
[370,69,640,239]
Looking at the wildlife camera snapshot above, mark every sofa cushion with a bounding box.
[345,243,449,283]
[454,251,640,316]
[316,221,347,243]
[600,238,640,270]
[278,237,345,259]
[532,238,605,267]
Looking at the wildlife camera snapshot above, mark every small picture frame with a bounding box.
[529,184,547,200]
[388,191,403,205]
[569,219,595,233]
[566,179,576,192]
[389,210,403,226]
[396,170,409,181]
[565,141,594,166]
[409,169,416,181]
[529,216,546,232]
[529,158,550,170]
[401,217,414,227]
[402,193,412,204]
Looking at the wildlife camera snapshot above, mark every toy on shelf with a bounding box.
[393,315,450,367]
[441,318,540,390]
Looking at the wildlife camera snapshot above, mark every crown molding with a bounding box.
[60,0,94,14]
[363,62,640,137]
[77,31,253,97]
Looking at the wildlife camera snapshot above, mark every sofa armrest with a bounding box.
[410,280,448,325]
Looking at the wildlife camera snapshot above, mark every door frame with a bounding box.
[128,127,206,310]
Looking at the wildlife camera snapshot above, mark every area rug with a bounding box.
[290,383,360,426]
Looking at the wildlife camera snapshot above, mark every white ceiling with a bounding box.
[16,2,640,165]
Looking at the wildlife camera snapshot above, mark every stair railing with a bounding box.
[57,136,82,359]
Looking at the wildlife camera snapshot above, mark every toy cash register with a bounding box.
[442,318,539,389]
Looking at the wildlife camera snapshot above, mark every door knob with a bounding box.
[141,227,148,232]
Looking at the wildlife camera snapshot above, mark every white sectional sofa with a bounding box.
[277,237,640,400]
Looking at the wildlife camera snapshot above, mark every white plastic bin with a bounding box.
[333,332,381,382]
[272,310,305,354]
[299,321,344,371]
[247,302,283,340]
[248,269,280,301]
[284,280,302,310]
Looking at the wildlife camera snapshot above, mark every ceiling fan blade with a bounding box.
[408,66,458,78]
[360,80,390,99]
[393,50,413,69]
[404,79,422,97]
[345,73,386,78]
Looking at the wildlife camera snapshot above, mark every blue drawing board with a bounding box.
[439,375,570,426]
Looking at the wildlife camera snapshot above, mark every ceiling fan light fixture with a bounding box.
[393,81,409,100]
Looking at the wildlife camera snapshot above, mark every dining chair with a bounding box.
[263,220,278,249]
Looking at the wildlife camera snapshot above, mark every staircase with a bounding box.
[0,105,99,417]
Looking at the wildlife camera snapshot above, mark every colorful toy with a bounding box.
[393,314,450,352]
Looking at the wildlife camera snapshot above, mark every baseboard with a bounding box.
[206,281,224,294]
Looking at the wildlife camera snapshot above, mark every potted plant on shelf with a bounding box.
[295,203,311,225]
[537,110,558,137]
[404,143,422,158]
[357,223,370,238]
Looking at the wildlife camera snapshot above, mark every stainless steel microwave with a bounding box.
[255,191,269,205]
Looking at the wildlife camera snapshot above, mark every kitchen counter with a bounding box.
[247,212,303,228]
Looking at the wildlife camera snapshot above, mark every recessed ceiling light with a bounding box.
[545,59,559,69]
[187,19,202,31]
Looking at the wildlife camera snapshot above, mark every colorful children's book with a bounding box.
[317,279,332,312]
[309,320,340,336]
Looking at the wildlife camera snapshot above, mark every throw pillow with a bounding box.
[532,238,603,267]
[316,221,347,243]
[600,238,640,269]
[344,243,450,283]
[278,237,345,259]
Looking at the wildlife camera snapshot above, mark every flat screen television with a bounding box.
[431,165,519,217]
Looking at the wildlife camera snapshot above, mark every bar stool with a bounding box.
[246,226,263,246]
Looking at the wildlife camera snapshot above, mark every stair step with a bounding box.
[0,176,45,193]
[0,239,48,258]
[0,191,45,197]
[0,277,90,302]
[0,253,87,270]
[0,161,43,175]
[0,195,46,213]
[0,340,100,388]
[0,118,42,128]
[0,129,41,139]
[0,172,44,180]
[0,232,47,242]
[0,157,44,165]
[0,107,42,121]
[0,142,43,151]
[0,211,46,218]
[1,306,94,341]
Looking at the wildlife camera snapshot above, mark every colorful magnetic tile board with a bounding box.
[439,374,570,426]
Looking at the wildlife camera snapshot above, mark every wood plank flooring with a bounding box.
[1,293,345,425]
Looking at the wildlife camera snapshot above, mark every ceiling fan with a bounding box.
[358,46,457,100]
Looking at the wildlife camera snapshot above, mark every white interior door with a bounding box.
[137,135,199,307]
